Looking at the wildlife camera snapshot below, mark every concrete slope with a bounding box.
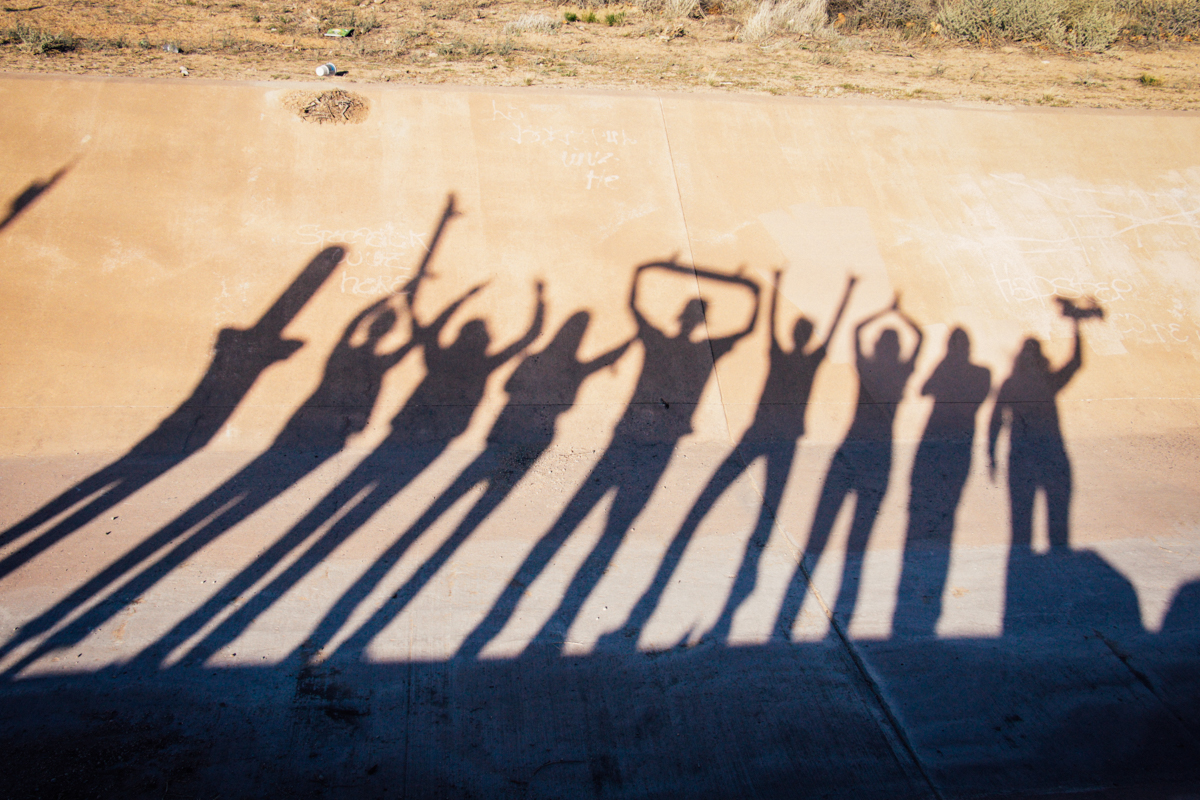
[1,74,1199,798]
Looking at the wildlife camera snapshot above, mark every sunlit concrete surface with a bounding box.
[1,73,1199,797]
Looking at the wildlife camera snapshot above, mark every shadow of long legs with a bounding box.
[0,247,343,581]
[1,451,341,674]
[707,444,794,642]
[1,294,410,669]
[323,446,543,660]
[598,443,796,650]
[456,462,620,659]
[526,445,673,651]
[602,447,754,649]
[167,445,445,666]
[772,443,889,639]
[893,441,970,636]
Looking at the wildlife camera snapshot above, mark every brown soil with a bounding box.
[1,0,1198,109]
[282,87,371,121]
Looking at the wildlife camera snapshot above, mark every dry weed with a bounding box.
[504,13,562,34]
[737,0,829,41]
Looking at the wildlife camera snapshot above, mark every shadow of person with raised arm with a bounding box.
[892,327,991,638]
[600,272,856,650]
[172,276,545,667]
[989,299,1094,557]
[0,200,459,674]
[307,312,632,662]
[0,246,343,583]
[989,297,1141,636]
[774,295,922,640]
[0,289,415,672]
[458,261,759,658]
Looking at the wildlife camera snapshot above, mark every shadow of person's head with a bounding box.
[452,319,491,354]
[793,317,815,351]
[947,326,971,360]
[874,328,902,363]
[1017,337,1049,372]
[365,307,398,344]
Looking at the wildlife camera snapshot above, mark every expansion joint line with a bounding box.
[656,96,738,447]
[800,556,942,799]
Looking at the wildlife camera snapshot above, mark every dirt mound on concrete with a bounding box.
[282,89,369,124]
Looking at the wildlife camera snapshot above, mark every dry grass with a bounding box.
[0,0,1197,109]
[738,0,829,40]
[503,12,562,34]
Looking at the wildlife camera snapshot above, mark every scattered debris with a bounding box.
[162,42,180,53]
[282,89,370,124]
[180,66,188,77]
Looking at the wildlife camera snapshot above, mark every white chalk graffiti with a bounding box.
[296,224,426,295]
[995,276,1134,305]
[297,224,428,252]
[340,271,414,297]
[1111,313,1194,344]
[489,100,638,189]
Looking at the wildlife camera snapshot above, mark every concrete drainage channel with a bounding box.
[0,75,1198,798]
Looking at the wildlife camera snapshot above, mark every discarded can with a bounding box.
[315,63,336,76]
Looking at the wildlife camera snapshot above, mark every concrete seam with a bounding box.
[799,554,943,799]
[656,96,741,449]
[1096,629,1200,746]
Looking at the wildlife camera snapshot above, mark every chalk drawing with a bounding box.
[899,170,1200,355]
[488,99,638,189]
[296,223,426,295]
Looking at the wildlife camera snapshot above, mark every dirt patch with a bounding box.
[282,88,370,124]
[0,0,1196,110]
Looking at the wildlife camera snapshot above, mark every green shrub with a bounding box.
[861,0,933,28]
[1116,0,1200,38]
[937,0,1065,43]
[936,0,1121,46]
[3,23,77,54]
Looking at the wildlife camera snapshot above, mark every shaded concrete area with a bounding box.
[1,75,1199,797]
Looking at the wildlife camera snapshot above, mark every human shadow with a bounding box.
[0,198,460,673]
[989,298,1098,555]
[990,297,1110,635]
[457,261,759,658]
[774,296,923,639]
[0,161,72,233]
[892,327,991,638]
[601,272,856,650]
[172,276,545,666]
[308,312,632,662]
[0,246,343,583]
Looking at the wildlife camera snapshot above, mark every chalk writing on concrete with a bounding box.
[340,272,413,297]
[1111,313,1194,344]
[995,276,1134,305]
[296,224,426,296]
[297,224,428,252]
[488,100,637,189]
